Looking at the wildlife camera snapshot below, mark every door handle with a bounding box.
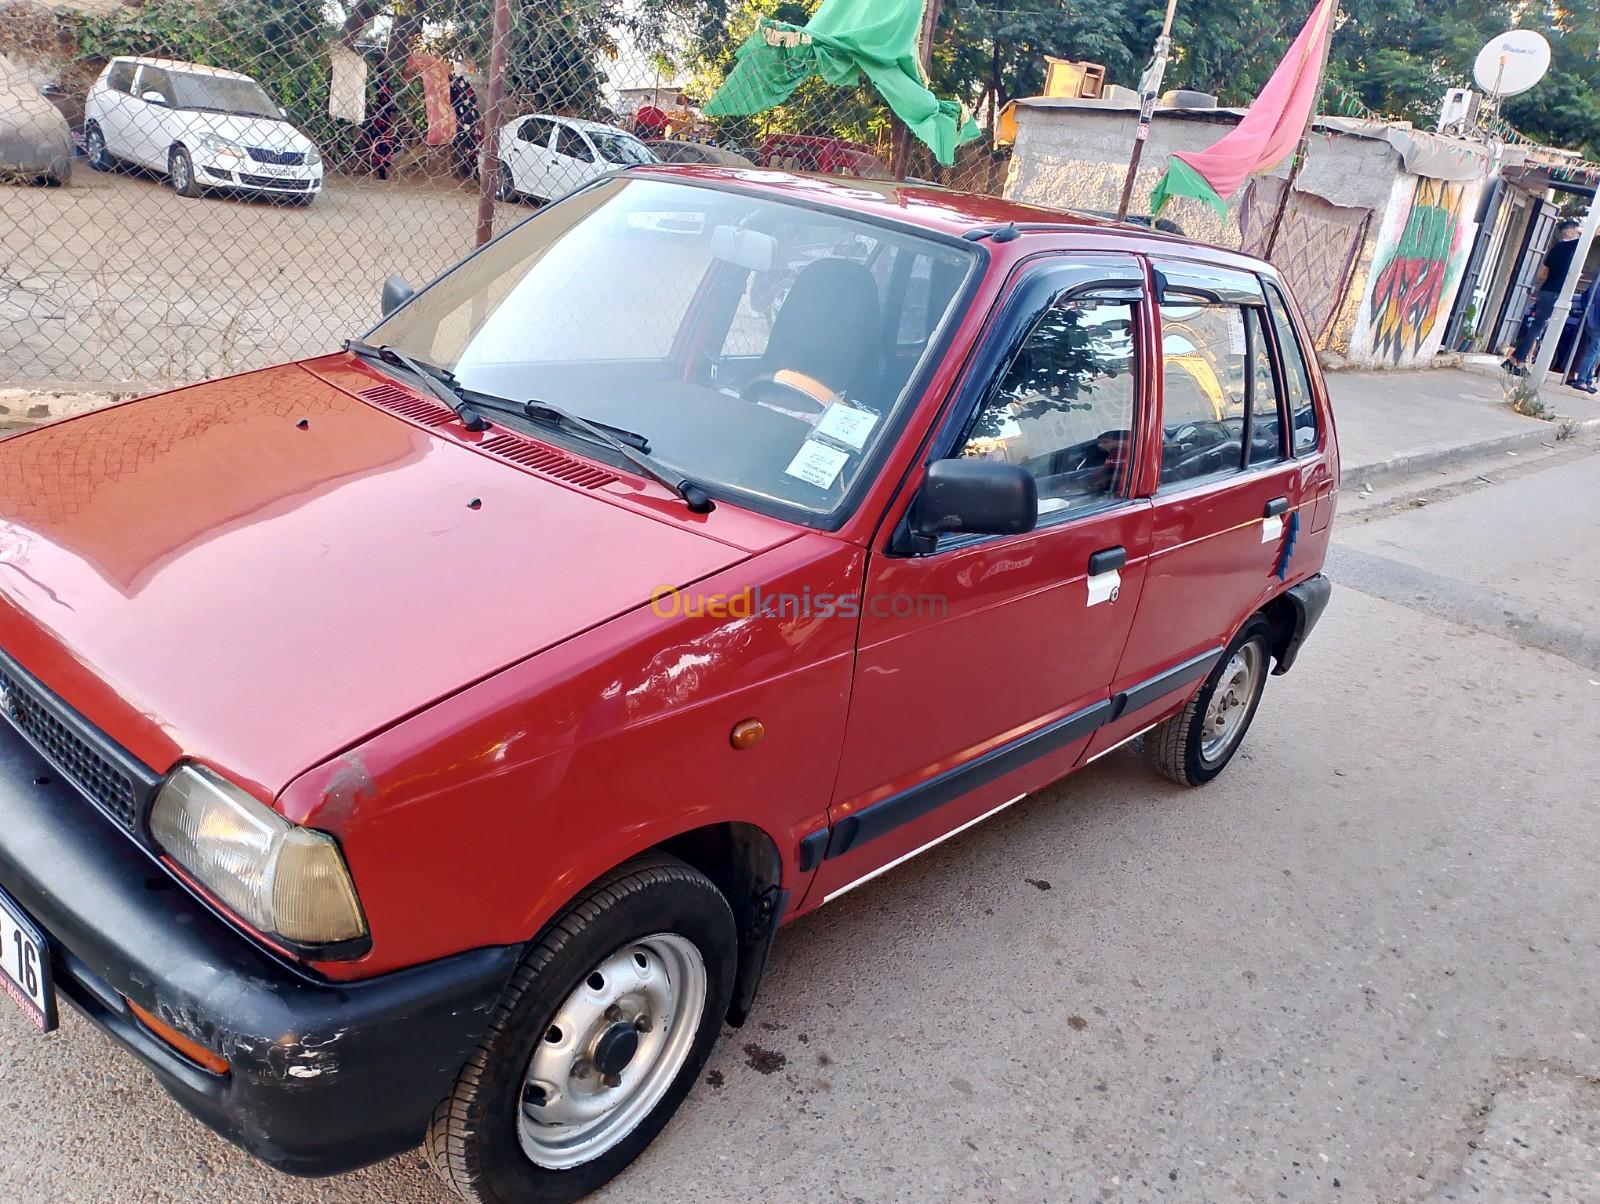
[1263,497,1288,518]
[1088,546,1126,576]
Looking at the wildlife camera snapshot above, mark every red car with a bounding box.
[0,168,1335,1201]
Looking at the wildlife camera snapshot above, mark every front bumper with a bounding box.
[0,720,518,1176]
[198,158,322,194]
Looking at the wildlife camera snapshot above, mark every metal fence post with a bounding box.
[476,0,513,247]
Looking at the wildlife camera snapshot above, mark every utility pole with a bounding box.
[892,0,944,181]
[1264,0,1339,258]
[1114,0,1180,221]
[1529,197,1600,391]
[475,0,513,247]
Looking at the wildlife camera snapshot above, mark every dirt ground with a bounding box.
[0,164,528,386]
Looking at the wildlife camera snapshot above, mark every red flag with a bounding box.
[1152,0,1336,215]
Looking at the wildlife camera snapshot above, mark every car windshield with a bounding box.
[590,131,654,165]
[170,73,279,118]
[367,177,975,520]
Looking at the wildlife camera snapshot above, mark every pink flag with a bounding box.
[1152,0,1336,215]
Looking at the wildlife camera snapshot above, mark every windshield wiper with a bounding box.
[459,395,715,514]
[344,339,491,432]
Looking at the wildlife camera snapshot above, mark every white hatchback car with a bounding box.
[84,57,322,203]
[495,114,655,202]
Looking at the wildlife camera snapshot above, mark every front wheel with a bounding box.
[1141,615,1272,786]
[84,122,111,172]
[167,146,201,198]
[427,854,736,1203]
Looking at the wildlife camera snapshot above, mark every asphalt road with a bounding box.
[2,450,1598,1202]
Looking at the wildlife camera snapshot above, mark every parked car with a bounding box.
[0,54,71,186]
[758,131,892,178]
[497,114,656,202]
[0,169,1335,1202]
[83,56,322,203]
[644,139,755,167]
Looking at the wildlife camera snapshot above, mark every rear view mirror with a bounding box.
[141,90,168,106]
[380,274,414,317]
[911,459,1038,542]
[710,225,776,273]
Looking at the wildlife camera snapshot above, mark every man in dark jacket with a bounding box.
[1505,217,1583,375]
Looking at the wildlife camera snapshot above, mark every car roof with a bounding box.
[622,165,1257,260]
[110,56,256,81]
[513,113,637,137]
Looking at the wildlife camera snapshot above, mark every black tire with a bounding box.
[1141,615,1273,787]
[168,145,201,198]
[427,853,737,1204]
[496,171,517,202]
[84,122,112,172]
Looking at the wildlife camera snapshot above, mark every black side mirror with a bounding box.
[380,274,414,317]
[910,458,1037,544]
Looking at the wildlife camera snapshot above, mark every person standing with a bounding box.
[1567,282,1600,393]
[1504,217,1583,375]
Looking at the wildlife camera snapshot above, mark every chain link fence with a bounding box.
[1,0,1008,388]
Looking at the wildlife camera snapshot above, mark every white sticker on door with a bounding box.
[814,402,879,450]
[1261,514,1284,543]
[1086,568,1121,607]
[784,439,852,489]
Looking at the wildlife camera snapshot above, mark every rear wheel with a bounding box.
[1141,615,1272,787]
[84,122,111,172]
[427,854,736,1203]
[167,146,201,198]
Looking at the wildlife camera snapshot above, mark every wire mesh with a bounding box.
[0,0,1008,388]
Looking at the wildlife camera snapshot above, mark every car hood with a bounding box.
[0,362,790,799]
[179,110,314,152]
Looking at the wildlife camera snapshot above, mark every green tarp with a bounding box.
[704,0,980,166]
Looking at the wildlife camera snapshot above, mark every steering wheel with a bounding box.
[740,371,834,421]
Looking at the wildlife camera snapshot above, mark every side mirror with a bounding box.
[380,274,414,317]
[910,458,1037,543]
[141,90,168,106]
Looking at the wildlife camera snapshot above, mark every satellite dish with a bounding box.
[1473,30,1551,98]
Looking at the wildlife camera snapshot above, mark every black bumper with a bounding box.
[1271,572,1332,675]
[0,720,519,1176]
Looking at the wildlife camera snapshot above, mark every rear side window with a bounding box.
[1158,302,1248,487]
[958,297,1139,518]
[555,126,593,162]
[1245,308,1285,466]
[106,62,135,94]
[1265,284,1318,454]
[518,117,552,145]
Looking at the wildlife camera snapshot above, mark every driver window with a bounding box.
[1157,302,1249,487]
[957,297,1138,519]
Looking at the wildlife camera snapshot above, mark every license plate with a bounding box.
[0,887,55,1032]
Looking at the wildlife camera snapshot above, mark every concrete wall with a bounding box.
[1003,102,1400,248]
[1002,101,1485,368]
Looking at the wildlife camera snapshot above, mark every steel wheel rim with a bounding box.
[171,154,189,190]
[87,128,104,161]
[517,932,707,1170]
[1200,642,1262,762]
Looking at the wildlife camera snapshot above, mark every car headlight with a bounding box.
[199,134,245,159]
[305,144,321,166]
[151,764,367,946]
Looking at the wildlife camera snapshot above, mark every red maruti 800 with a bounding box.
[0,168,1335,1201]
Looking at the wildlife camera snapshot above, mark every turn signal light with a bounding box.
[125,997,230,1075]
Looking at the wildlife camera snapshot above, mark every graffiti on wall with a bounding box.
[1367,178,1470,362]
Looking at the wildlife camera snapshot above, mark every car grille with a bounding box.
[247,147,306,166]
[238,173,312,190]
[0,649,161,830]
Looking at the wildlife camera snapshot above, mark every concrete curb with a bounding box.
[1340,416,1600,491]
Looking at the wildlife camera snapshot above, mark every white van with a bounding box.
[84,57,322,203]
